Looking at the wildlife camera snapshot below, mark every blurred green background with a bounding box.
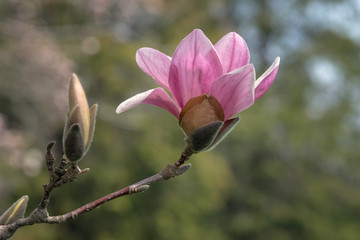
[1,0,360,239]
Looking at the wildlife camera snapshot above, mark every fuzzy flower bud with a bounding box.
[63,74,98,162]
[0,195,28,225]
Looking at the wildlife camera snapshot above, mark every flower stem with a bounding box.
[174,145,193,167]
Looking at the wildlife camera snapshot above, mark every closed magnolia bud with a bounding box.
[0,195,29,225]
[63,74,98,162]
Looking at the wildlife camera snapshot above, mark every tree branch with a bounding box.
[47,163,191,224]
[0,145,193,240]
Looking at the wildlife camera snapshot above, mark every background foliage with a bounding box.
[1,0,360,239]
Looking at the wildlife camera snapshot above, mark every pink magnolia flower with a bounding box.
[116,29,280,152]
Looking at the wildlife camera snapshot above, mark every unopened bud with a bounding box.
[0,195,29,225]
[63,74,98,162]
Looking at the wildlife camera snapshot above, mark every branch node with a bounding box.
[61,164,82,184]
[129,185,150,194]
[160,163,192,180]
[175,163,192,176]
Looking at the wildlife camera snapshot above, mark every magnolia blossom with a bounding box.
[116,29,280,152]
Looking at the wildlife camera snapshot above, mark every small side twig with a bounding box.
[45,141,55,172]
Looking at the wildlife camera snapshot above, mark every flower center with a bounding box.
[179,95,224,136]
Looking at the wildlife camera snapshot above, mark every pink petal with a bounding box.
[210,65,255,120]
[215,32,250,73]
[116,88,180,118]
[255,57,280,101]
[136,48,172,90]
[169,29,223,108]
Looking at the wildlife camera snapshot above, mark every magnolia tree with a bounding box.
[0,29,280,240]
